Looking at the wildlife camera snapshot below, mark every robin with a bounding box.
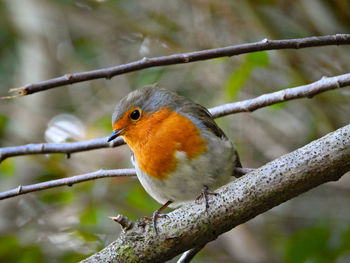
[108,85,242,233]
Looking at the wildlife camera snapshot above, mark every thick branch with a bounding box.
[1,72,349,162]
[0,169,135,200]
[9,34,350,96]
[81,124,350,263]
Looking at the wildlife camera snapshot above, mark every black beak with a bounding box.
[107,129,124,142]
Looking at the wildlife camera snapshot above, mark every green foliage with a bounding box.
[268,101,287,111]
[339,225,350,254]
[17,246,45,263]
[78,206,105,242]
[125,184,160,219]
[135,68,165,88]
[285,225,331,263]
[0,235,44,263]
[0,159,15,177]
[60,251,87,263]
[39,190,74,205]
[285,223,350,263]
[45,153,67,163]
[0,114,7,137]
[148,13,181,34]
[51,0,76,6]
[0,11,17,89]
[75,229,100,242]
[0,235,18,258]
[1,1,350,262]
[246,51,269,67]
[80,206,99,225]
[36,172,63,183]
[93,114,112,132]
[225,51,269,100]
[73,38,100,68]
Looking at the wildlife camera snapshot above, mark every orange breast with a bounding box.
[122,108,207,180]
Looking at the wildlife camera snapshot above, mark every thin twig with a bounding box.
[109,215,134,231]
[210,73,350,117]
[234,167,255,176]
[0,167,254,200]
[0,168,136,200]
[177,244,206,263]
[1,72,349,162]
[0,137,124,163]
[7,34,350,96]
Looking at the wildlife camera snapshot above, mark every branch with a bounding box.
[1,72,349,162]
[177,245,206,263]
[81,124,350,263]
[0,137,125,163]
[0,169,136,200]
[210,73,350,118]
[8,34,350,96]
[0,167,249,200]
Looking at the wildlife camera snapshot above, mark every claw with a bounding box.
[143,200,172,235]
[196,185,219,210]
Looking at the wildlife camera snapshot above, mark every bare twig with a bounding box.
[81,124,350,263]
[0,167,253,200]
[177,244,206,263]
[8,34,350,96]
[0,168,136,200]
[1,72,349,162]
[0,137,124,163]
[234,167,255,176]
[210,73,350,117]
[109,215,134,231]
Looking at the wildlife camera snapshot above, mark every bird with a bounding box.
[108,85,241,233]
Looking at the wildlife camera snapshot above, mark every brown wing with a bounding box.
[180,100,242,168]
[180,100,227,139]
[175,93,242,171]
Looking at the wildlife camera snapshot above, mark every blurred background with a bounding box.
[0,0,350,262]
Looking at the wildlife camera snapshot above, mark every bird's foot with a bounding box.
[196,185,219,210]
[143,200,172,235]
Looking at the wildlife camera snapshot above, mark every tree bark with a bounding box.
[82,124,350,263]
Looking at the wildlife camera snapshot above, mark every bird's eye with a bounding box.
[130,109,140,120]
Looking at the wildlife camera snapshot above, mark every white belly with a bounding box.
[132,135,237,207]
